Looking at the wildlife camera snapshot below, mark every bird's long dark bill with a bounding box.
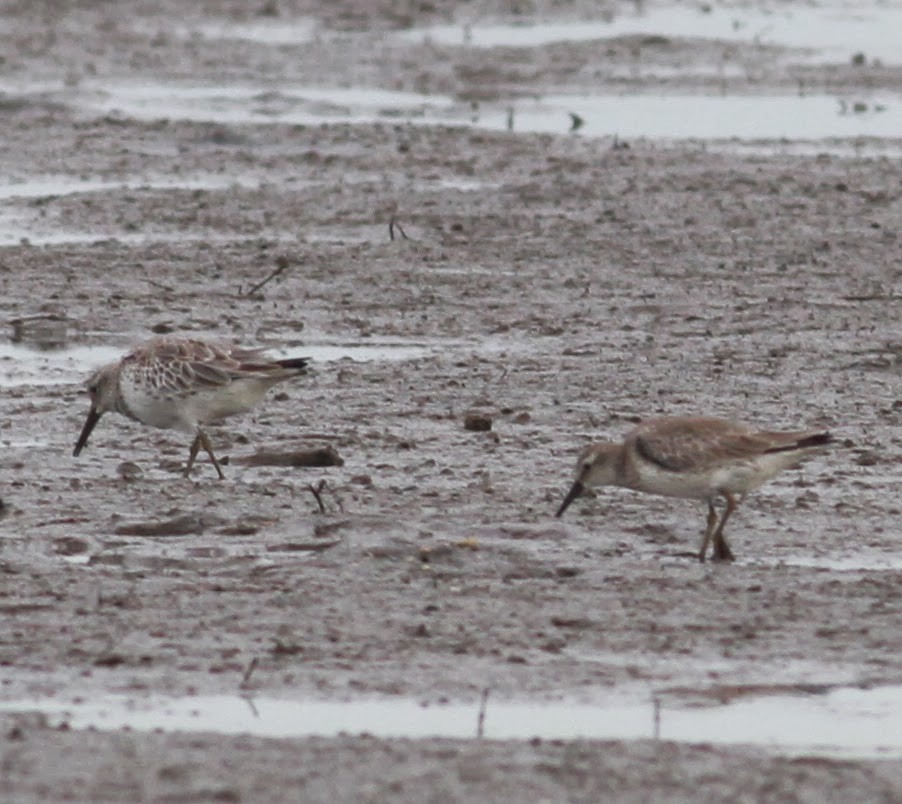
[556,481,585,518]
[73,408,102,457]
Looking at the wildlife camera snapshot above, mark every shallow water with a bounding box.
[2,684,900,758]
[2,79,899,146]
[403,3,902,65]
[0,175,261,201]
[0,343,125,388]
[772,554,902,572]
[45,81,902,142]
[0,336,510,388]
[495,93,900,140]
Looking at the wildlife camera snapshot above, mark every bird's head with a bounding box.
[73,362,120,457]
[555,442,620,517]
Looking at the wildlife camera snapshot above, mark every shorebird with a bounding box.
[73,336,310,479]
[556,416,832,562]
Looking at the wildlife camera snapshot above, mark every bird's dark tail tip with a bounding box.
[796,432,833,449]
[276,357,310,373]
[765,431,833,455]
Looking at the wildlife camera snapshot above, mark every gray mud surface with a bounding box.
[0,0,900,801]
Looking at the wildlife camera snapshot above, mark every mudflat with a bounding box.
[0,1,900,801]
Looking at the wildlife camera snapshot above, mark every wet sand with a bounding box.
[0,0,901,800]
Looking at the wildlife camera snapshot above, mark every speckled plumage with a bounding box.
[73,336,310,478]
[556,416,832,562]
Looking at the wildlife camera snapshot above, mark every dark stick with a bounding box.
[244,261,289,297]
[325,481,345,513]
[476,687,491,738]
[389,215,409,241]
[307,480,328,513]
[240,656,259,688]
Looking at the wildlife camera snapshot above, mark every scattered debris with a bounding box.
[9,313,69,350]
[115,513,214,537]
[306,478,343,513]
[265,538,342,553]
[117,461,144,481]
[242,255,291,297]
[477,687,491,738]
[240,657,258,688]
[52,536,90,556]
[388,215,409,241]
[234,445,344,468]
[464,412,492,432]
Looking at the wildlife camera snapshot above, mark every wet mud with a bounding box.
[0,0,901,801]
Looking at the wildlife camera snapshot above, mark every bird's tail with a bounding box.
[766,431,832,454]
[275,356,310,373]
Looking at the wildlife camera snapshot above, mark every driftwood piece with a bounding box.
[234,445,344,468]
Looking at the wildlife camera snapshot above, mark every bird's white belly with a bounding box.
[119,377,270,432]
[632,457,787,500]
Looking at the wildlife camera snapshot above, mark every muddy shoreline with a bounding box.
[0,0,901,800]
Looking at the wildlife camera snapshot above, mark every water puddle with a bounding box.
[0,175,261,202]
[0,343,124,388]
[283,341,438,363]
[78,83,451,127]
[40,81,902,143]
[709,140,902,159]
[1,685,900,757]
[0,226,301,248]
[496,94,900,140]
[0,174,270,247]
[0,337,461,388]
[403,3,902,65]
[191,18,317,45]
[2,78,898,146]
[770,554,902,572]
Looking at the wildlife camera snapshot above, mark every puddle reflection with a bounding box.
[0,343,124,388]
[0,338,458,388]
[2,685,901,758]
[55,82,902,142]
[1,79,898,145]
[0,175,260,202]
[403,3,902,65]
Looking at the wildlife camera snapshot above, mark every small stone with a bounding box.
[117,461,144,481]
[464,412,492,432]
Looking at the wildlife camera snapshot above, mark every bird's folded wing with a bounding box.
[633,420,771,472]
[184,360,234,387]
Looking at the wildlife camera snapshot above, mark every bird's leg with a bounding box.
[711,491,737,562]
[184,434,202,478]
[197,429,226,480]
[698,500,719,563]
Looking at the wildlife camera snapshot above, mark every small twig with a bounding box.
[326,482,345,513]
[652,696,661,740]
[307,479,328,513]
[240,656,259,688]
[476,687,491,738]
[240,695,260,718]
[243,259,290,297]
[388,215,409,242]
[143,277,174,293]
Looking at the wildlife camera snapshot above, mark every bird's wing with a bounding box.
[631,417,773,472]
